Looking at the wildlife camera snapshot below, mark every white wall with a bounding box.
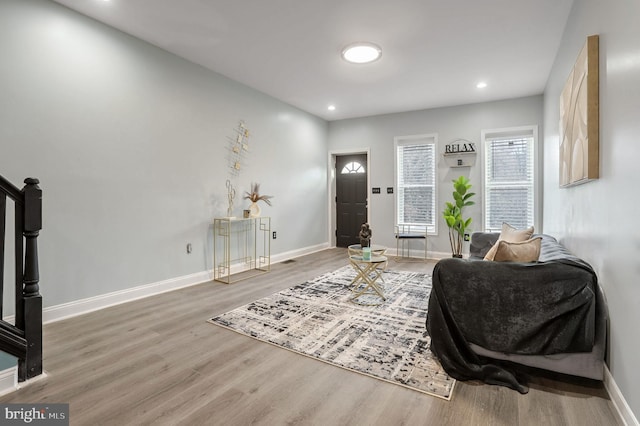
[543,0,640,419]
[327,96,543,256]
[0,0,328,311]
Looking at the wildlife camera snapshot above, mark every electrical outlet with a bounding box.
[272,231,277,239]
[186,243,192,253]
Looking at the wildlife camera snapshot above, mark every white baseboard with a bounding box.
[214,242,330,279]
[1,243,329,325]
[604,365,639,426]
[0,366,18,397]
[40,270,212,324]
[271,243,330,264]
[387,248,458,261]
[426,250,457,260]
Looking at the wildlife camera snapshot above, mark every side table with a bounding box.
[213,216,271,284]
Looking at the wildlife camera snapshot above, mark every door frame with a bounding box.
[328,148,371,247]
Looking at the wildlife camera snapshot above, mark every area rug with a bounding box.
[208,266,455,400]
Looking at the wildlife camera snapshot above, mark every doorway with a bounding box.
[335,154,368,247]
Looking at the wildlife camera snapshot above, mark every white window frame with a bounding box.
[394,133,438,235]
[481,125,539,232]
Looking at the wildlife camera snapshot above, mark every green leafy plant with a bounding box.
[443,176,475,257]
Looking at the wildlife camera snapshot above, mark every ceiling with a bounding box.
[51,0,574,121]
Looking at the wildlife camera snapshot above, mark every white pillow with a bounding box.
[483,222,534,261]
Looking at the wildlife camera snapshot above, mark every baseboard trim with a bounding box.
[40,270,213,324]
[2,243,331,325]
[0,366,18,397]
[604,365,639,426]
[271,243,330,264]
[212,242,330,280]
[388,248,460,261]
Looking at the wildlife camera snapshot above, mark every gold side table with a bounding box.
[213,216,270,284]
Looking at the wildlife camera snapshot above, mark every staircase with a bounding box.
[0,175,42,381]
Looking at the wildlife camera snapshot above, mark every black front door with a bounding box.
[336,154,368,247]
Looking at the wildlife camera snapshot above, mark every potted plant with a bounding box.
[244,182,273,217]
[443,175,475,258]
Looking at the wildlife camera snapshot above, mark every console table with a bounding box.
[213,217,271,284]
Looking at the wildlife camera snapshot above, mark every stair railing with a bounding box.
[0,175,42,381]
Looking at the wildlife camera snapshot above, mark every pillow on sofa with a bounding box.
[484,222,534,261]
[492,237,542,262]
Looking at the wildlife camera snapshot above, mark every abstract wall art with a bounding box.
[559,35,599,187]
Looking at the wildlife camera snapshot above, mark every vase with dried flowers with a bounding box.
[244,183,273,217]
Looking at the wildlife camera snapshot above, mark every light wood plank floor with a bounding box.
[1,248,621,425]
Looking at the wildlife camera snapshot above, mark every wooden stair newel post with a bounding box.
[20,178,42,380]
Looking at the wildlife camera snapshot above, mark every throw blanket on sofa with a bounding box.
[426,254,597,393]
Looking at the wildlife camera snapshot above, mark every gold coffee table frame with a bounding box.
[348,254,388,306]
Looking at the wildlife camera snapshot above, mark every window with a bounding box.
[394,134,437,234]
[341,161,365,174]
[482,126,537,232]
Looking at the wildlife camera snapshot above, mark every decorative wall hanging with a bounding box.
[443,139,477,168]
[225,120,250,216]
[559,35,599,187]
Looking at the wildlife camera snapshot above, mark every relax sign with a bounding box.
[444,142,476,154]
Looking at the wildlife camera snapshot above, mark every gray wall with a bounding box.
[543,0,640,418]
[0,0,328,312]
[327,96,544,255]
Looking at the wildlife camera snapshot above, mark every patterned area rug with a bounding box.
[208,266,455,400]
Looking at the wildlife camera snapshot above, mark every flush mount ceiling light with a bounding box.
[341,42,382,64]
[476,81,488,89]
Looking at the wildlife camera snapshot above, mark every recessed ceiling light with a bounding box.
[327,105,336,111]
[341,42,382,64]
[476,81,488,89]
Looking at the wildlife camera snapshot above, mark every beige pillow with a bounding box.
[483,222,534,261]
[492,237,542,262]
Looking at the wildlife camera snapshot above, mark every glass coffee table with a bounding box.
[347,244,387,257]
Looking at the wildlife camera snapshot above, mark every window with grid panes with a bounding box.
[395,135,436,234]
[483,128,535,231]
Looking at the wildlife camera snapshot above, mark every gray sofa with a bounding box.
[426,232,608,393]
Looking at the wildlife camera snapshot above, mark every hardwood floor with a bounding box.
[1,248,621,425]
